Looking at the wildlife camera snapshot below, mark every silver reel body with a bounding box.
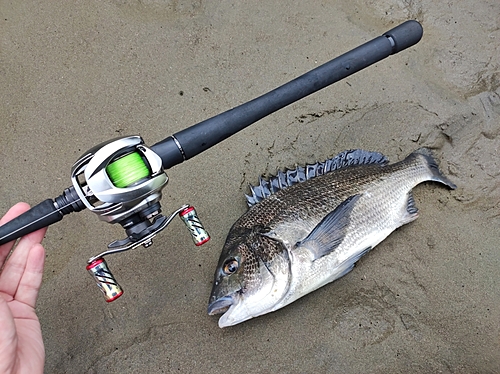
[71,136,167,224]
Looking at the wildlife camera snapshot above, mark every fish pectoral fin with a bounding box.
[297,194,361,261]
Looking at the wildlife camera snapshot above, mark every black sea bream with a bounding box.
[208,148,456,328]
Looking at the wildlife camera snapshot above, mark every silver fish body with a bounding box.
[208,148,456,328]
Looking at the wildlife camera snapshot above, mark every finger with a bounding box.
[0,226,47,297]
[0,203,31,265]
[15,243,45,308]
[0,295,16,373]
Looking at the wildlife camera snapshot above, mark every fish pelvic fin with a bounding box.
[295,194,361,261]
[334,246,373,279]
[412,148,457,189]
[246,150,388,207]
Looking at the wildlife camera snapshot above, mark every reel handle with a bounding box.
[87,205,209,302]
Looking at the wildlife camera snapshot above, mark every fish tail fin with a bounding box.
[413,148,457,189]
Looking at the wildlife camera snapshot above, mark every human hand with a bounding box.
[0,203,47,374]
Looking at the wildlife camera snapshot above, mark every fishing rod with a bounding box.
[0,20,423,301]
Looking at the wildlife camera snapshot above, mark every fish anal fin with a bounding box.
[297,194,361,261]
[400,191,419,225]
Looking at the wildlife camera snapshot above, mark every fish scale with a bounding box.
[209,148,456,327]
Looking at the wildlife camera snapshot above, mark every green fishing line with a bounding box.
[106,152,150,188]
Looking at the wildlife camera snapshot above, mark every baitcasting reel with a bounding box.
[73,136,209,301]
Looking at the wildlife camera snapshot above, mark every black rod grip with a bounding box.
[0,187,84,245]
[152,20,423,169]
[0,199,63,245]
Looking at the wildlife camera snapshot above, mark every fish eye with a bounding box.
[222,258,239,275]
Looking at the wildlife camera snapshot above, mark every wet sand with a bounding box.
[0,1,499,373]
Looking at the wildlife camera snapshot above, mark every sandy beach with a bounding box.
[1,1,499,373]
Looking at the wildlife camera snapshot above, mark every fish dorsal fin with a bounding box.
[245,149,388,207]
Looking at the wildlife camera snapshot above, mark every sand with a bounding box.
[0,1,498,373]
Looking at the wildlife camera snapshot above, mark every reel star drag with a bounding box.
[0,21,423,301]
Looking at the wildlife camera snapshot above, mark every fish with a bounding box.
[208,148,456,328]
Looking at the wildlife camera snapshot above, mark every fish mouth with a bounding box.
[207,296,234,315]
